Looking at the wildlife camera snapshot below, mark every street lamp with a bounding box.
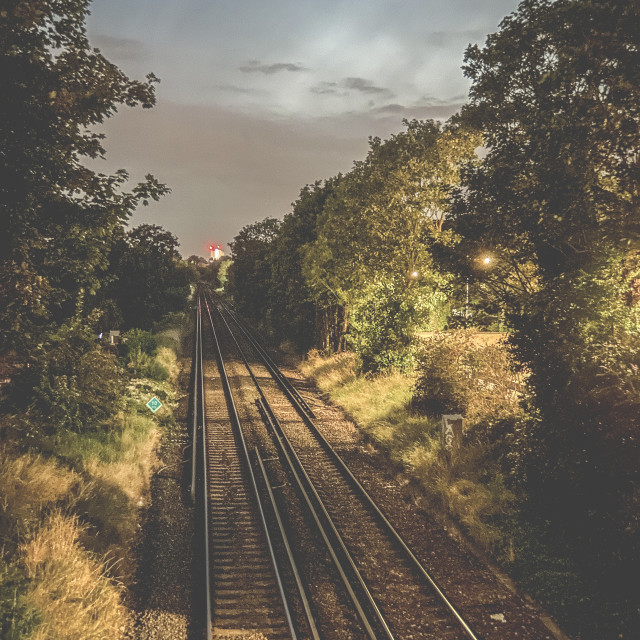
[465,254,492,326]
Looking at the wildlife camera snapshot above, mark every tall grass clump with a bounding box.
[0,450,78,537]
[0,452,130,640]
[21,511,128,640]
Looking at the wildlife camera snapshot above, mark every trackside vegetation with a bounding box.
[229,1,640,637]
[0,321,186,639]
[0,1,193,638]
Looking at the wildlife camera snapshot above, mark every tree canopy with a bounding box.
[0,0,168,354]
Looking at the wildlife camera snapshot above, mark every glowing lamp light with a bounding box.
[483,256,492,265]
[411,271,419,278]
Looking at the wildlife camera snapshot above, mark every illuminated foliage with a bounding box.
[452,2,640,633]
[302,118,478,370]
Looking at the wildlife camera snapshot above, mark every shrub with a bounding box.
[140,358,169,381]
[412,330,526,433]
[348,279,429,374]
[7,323,124,435]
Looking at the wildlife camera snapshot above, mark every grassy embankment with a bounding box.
[300,335,517,551]
[0,317,187,640]
[299,334,587,637]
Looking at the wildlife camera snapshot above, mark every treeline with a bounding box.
[1,0,193,423]
[228,118,481,370]
[228,0,640,635]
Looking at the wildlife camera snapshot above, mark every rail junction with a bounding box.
[189,292,557,640]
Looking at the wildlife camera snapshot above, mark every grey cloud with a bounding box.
[216,84,263,95]
[343,77,391,95]
[371,103,406,114]
[370,102,466,120]
[417,94,469,107]
[310,82,344,96]
[311,77,394,98]
[239,60,308,74]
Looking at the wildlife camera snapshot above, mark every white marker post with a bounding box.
[442,414,464,453]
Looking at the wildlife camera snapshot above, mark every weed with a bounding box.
[0,450,77,540]
[21,511,128,640]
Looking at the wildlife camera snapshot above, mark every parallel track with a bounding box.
[191,297,296,639]
[210,294,480,639]
[191,292,484,639]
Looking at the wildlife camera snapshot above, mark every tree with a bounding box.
[454,0,640,624]
[0,0,168,354]
[227,218,281,325]
[109,224,191,329]
[303,118,479,369]
[270,179,342,351]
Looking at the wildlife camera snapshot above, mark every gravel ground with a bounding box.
[124,367,197,640]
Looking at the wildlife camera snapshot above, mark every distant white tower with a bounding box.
[209,244,224,260]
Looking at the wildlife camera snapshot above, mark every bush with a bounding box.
[121,329,157,365]
[412,330,526,433]
[348,279,436,374]
[140,358,169,381]
[7,323,124,435]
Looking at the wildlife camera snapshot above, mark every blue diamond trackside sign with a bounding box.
[146,396,162,413]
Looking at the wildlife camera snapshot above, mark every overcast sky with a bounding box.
[85,0,522,258]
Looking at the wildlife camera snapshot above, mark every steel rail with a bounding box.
[219,301,316,419]
[190,298,200,503]
[254,447,322,640]
[217,296,481,640]
[202,298,298,640]
[256,396,393,640]
[193,295,213,640]
[208,297,392,640]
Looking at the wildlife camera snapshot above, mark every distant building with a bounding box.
[209,244,224,261]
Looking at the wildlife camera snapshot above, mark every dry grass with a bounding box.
[299,348,516,552]
[0,450,78,537]
[74,415,160,580]
[300,350,357,393]
[154,346,181,384]
[84,422,160,503]
[21,511,128,640]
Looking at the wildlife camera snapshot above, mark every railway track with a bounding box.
[190,292,487,639]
